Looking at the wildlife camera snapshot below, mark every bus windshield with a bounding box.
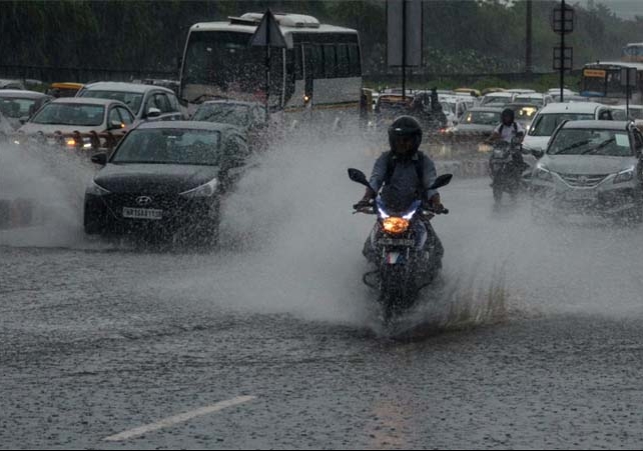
[182,31,283,103]
[582,67,629,98]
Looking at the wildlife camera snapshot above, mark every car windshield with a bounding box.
[462,110,500,125]
[111,129,222,166]
[79,90,143,115]
[514,96,542,104]
[192,104,250,127]
[529,113,594,136]
[482,96,510,106]
[0,98,40,118]
[548,129,633,156]
[31,103,104,126]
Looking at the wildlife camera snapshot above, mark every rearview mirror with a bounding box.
[429,174,453,190]
[91,153,107,165]
[347,168,371,189]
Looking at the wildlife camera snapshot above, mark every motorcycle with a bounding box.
[489,138,529,203]
[348,168,452,322]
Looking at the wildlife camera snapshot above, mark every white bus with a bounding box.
[179,12,362,114]
[581,61,643,104]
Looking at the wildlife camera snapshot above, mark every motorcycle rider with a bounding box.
[355,115,446,271]
[489,108,525,144]
[487,108,529,188]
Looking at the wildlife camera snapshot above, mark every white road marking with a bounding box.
[103,395,256,442]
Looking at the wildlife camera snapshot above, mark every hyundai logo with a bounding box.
[136,196,153,206]
[579,176,589,184]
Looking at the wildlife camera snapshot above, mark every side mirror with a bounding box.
[531,148,545,159]
[19,116,29,125]
[429,174,453,190]
[146,107,162,119]
[109,120,124,130]
[91,153,107,165]
[347,168,371,189]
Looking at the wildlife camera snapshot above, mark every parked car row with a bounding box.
[5,80,268,154]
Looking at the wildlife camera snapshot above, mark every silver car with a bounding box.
[531,120,643,222]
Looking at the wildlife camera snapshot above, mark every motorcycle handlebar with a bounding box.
[352,207,450,215]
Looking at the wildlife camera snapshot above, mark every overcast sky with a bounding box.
[577,0,643,19]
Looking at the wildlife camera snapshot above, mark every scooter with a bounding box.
[489,139,529,204]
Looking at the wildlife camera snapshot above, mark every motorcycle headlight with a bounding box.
[382,217,409,235]
[614,168,635,184]
[86,181,111,196]
[534,165,553,182]
[180,178,219,198]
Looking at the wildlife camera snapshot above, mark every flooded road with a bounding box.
[2,136,643,448]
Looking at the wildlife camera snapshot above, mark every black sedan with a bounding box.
[191,100,268,151]
[84,121,250,245]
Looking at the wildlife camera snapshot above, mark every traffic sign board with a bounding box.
[250,9,287,48]
[552,5,574,34]
[553,46,573,71]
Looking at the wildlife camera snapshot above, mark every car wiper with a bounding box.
[554,139,592,154]
[580,138,615,155]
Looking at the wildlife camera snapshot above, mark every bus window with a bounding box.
[348,45,361,77]
[182,31,283,98]
[323,45,337,78]
[294,47,303,81]
[336,44,350,78]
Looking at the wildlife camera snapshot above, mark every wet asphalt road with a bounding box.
[3,161,643,449]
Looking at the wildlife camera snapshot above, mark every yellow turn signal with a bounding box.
[382,217,409,235]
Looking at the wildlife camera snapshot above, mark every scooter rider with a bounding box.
[489,108,525,144]
[355,116,445,269]
[487,108,528,173]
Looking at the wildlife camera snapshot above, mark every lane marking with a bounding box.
[103,395,256,442]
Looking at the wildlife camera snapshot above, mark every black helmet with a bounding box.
[501,108,515,122]
[388,115,422,154]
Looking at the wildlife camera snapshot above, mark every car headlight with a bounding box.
[534,165,553,182]
[86,181,111,196]
[614,168,635,184]
[180,178,219,198]
[66,136,93,149]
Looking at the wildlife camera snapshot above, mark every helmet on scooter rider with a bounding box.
[388,116,422,157]
[501,108,515,125]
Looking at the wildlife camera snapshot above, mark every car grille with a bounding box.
[558,173,609,188]
[103,194,188,217]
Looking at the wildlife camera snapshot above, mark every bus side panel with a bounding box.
[285,80,307,110]
[312,77,361,108]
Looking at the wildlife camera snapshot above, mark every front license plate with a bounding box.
[123,207,163,220]
[565,190,596,201]
[378,238,415,247]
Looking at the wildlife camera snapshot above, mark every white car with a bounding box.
[522,102,615,154]
[513,93,555,107]
[480,92,516,107]
[16,98,134,149]
[612,104,643,121]
[76,82,184,122]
